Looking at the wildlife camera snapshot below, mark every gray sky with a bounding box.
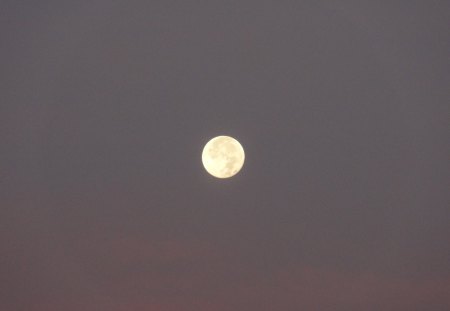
[1,1,449,310]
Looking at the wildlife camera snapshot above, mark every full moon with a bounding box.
[202,136,245,178]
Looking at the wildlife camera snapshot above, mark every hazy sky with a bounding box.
[1,1,449,310]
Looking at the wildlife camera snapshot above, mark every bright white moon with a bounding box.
[202,136,245,178]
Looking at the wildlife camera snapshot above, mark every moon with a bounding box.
[202,136,245,178]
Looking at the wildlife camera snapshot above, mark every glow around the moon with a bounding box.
[202,136,245,178]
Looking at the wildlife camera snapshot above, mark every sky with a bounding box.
[1,1,449,310]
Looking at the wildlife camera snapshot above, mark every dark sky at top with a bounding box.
[1,1,449,310]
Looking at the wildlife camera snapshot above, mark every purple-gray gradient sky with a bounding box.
[1,1,449,310]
